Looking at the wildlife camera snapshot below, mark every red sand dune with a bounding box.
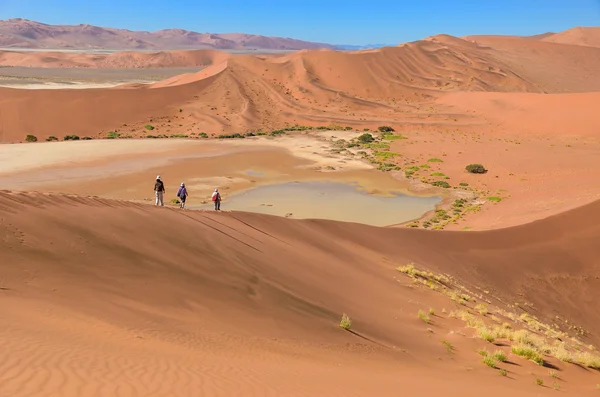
[540,27,600,48]
[0,48,229,68]
[3,34,600,142]
[0,18,335,50]
[1,190,599,396]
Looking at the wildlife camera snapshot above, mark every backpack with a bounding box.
[212,192,219,201]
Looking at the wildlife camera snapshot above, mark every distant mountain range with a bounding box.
[0,18,339,51]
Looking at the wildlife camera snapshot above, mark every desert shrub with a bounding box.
[339,313,352,330]
[459,182,469,187]
[144,124,155,131]
[428,158,443,163]
[487,196,502,203]
[218,133,245,139]
[431,181,451,188]
[25,134,37,142]
[63,135,80,141]
[46,136,58,142]
[256,131,267,136]
[82,136,93,140]
[357,133,374,143]
[245,132,255,137]
[499,369,507,376]
[269,130,286,136]
[170,198,180,204]
[378,126,395,132]
[466,163,487,174]
[344,126,352,130]
[106,131,120,139]
[431,172,446,177]
[199,132,209,138]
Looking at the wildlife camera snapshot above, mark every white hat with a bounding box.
[156,175,161,180]
[181,182,185,186]
[215,188,218,192]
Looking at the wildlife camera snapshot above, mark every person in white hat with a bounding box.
[154,175,165,206]
[176,182,188,209]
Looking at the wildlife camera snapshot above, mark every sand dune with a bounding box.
[1,190,599,396]
[539,27,600,48]
[3,34,600,142]
[0,48,229,68]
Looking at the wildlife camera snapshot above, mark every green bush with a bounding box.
[269,130,286,136]
[199,132,209,138]
[82,136,93,140]
[378,126,395,132]
[466,164,487,174]
[144,124,155,131]
[218,133,245,139]
[431,181,451,188]
[25,134,37,142]
[357,133,374,143]
[106,131,120,139]
[46,136,58,142]
[63,135,80,141]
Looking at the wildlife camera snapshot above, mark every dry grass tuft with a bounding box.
[339,313,352,330]
[511,344,544,366]
[418,310,431,324]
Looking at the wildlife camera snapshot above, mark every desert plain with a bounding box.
[1,23,600,397]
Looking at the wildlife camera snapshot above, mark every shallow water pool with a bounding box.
[194,181,441,226]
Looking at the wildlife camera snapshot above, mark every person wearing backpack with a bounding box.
[176,182,188,209]
[154,175,165,206]
[211,188,221,211]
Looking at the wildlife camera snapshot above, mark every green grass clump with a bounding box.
[492,350,507,362]
[487,196,502,203]
[377,126,395,132]
[431,172,446,177]
[199,132,209,138]
[499,369,507,376]
[382,133,407,141]
[25,134,38,142]
[482,355,497,368]
[442,340,453,353]
[46,135,59,142]
[339,313,352,330]
[418,310,431,324]
[144,124,155,131]
[431,181,451,188]
[478,327,496,343]
[511,344,544,365]
[374,151,401,159]
[106,131,120,139]
[535,378,544,386]
[428,158,443,163]
[459,182,469,186]
[363,142,390,150]
[575,352,600,369]
[63,135,80,141]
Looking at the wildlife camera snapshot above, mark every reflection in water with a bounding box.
[195,181,441,226]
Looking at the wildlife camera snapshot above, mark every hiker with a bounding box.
[176,182,188,209]
[154,175,165,206]
[211,188,221,211]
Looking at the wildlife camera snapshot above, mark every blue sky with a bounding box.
[1,0,599,45]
